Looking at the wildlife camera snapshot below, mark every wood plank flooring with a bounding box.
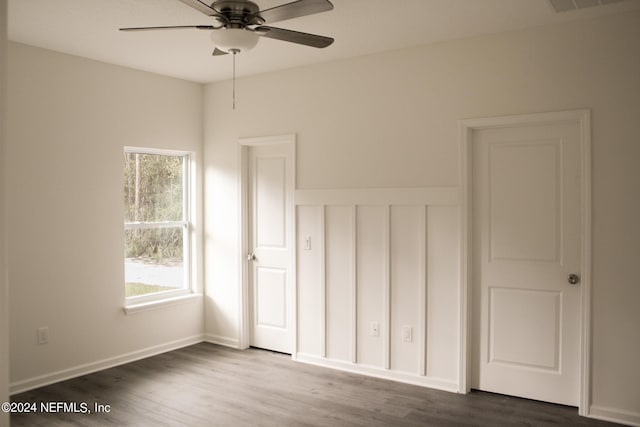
[11,343,619,426]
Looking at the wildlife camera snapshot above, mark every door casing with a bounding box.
[238,134,296,354]
[459,110,591,415]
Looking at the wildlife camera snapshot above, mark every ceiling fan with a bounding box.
[120,0,335,55]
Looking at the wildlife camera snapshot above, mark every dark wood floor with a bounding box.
[11,343,619,426]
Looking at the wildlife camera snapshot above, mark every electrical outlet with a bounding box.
[37,327,49,345]
[402,326,412,343]
[370,322,380,337]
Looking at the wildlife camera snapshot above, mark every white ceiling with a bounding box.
[8,0,640,83]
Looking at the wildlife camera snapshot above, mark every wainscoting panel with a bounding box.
[426,205,460,382]
[296,205,324,356]
[296,187,460,390]
[390,206,424,374]
[325,206,354,362]
[355,206,387,368]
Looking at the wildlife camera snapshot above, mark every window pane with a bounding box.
[124,153,184,223]
[124,227,184,297]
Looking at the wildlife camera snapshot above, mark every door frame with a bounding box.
[238,134,297,354]
[458,110,591,415]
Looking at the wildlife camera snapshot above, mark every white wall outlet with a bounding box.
[304,236,312,251]
[370,321,380,337]
[402,325,413,343]
[37,326,49,345]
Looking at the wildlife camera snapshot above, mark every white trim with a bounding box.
[458,124,472,393]
[203,333,241,349]
[238,134,296,355]
[383,205,391,370]
[458,109,592,413]
[295,187,459,206]
[287,140,297,356]
[238,134,295,147]
[238,144,250,349]
[419,205,427,377]
[295,353,458,393]
[350,205,357,364]
[578,112,592,416]
[589,406,640,427]
[123,293,201,314]
[124,146,192,157]
[9,335,204,395]
[124,221,186,229]
[320,205,327,358]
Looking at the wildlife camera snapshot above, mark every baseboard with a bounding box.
[589,405,640,427]
[10,334,204,395]
[203,333,240,349]
[295,352,459,393]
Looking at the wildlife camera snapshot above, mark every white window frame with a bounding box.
[123,147,194,307]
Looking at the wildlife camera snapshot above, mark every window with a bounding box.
[124,149,191,302]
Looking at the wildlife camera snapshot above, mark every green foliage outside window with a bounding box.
[124,152,185,262]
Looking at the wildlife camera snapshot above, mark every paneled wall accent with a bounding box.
[296,188,460,391]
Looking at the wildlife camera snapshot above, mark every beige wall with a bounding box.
[1,0,9,425]
[204,11,640,422]
[6,43,205,390]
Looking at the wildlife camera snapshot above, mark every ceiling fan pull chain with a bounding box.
[232,49,237,110]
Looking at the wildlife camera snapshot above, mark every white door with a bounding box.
[471,120,582,405]
[248,143,293,354]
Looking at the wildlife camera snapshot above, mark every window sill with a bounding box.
[123,293,202,315]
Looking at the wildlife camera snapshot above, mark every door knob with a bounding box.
[247,253,256,261]
[568,274,580,285]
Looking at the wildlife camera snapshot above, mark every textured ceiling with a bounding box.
[8,0,640,83]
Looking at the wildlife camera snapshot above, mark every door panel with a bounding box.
[255,267,287,328]
[255,156,286,248]
[489,287,561,371]
[249,143,293,354]
[489,141,560,262]
[472,121,581,406]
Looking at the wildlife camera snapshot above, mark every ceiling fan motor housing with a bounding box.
[211,1,264,26]
[209,1,263,53]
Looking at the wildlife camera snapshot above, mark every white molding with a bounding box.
[419,205,427,377]
[288,140,298,357]
[459,123,472,393]
[458,109,590,130]
[10,335,204,395]
[237,144,250,350]
[238,134,296,147]
[123,146,192,157]
[320,205,327,358]
[295,353,458,393]
[123,293,201,315]
[350,205,357,364]
[383,205,391,370]
[578,111,592,416]
[203,333,240,349]
[589,406,640,427]
[458,109,592,410]
[295,187,459,206]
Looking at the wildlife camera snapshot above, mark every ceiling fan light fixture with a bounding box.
[210,28,259,53]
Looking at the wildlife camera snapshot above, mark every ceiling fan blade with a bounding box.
[212,48,229,56]
[120,25,216,31]
[255,26,334,48]
[253,0,333,24]
[176,0,226,20]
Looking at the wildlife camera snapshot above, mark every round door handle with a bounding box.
[568,274,580,285]
[247,253,256,261]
